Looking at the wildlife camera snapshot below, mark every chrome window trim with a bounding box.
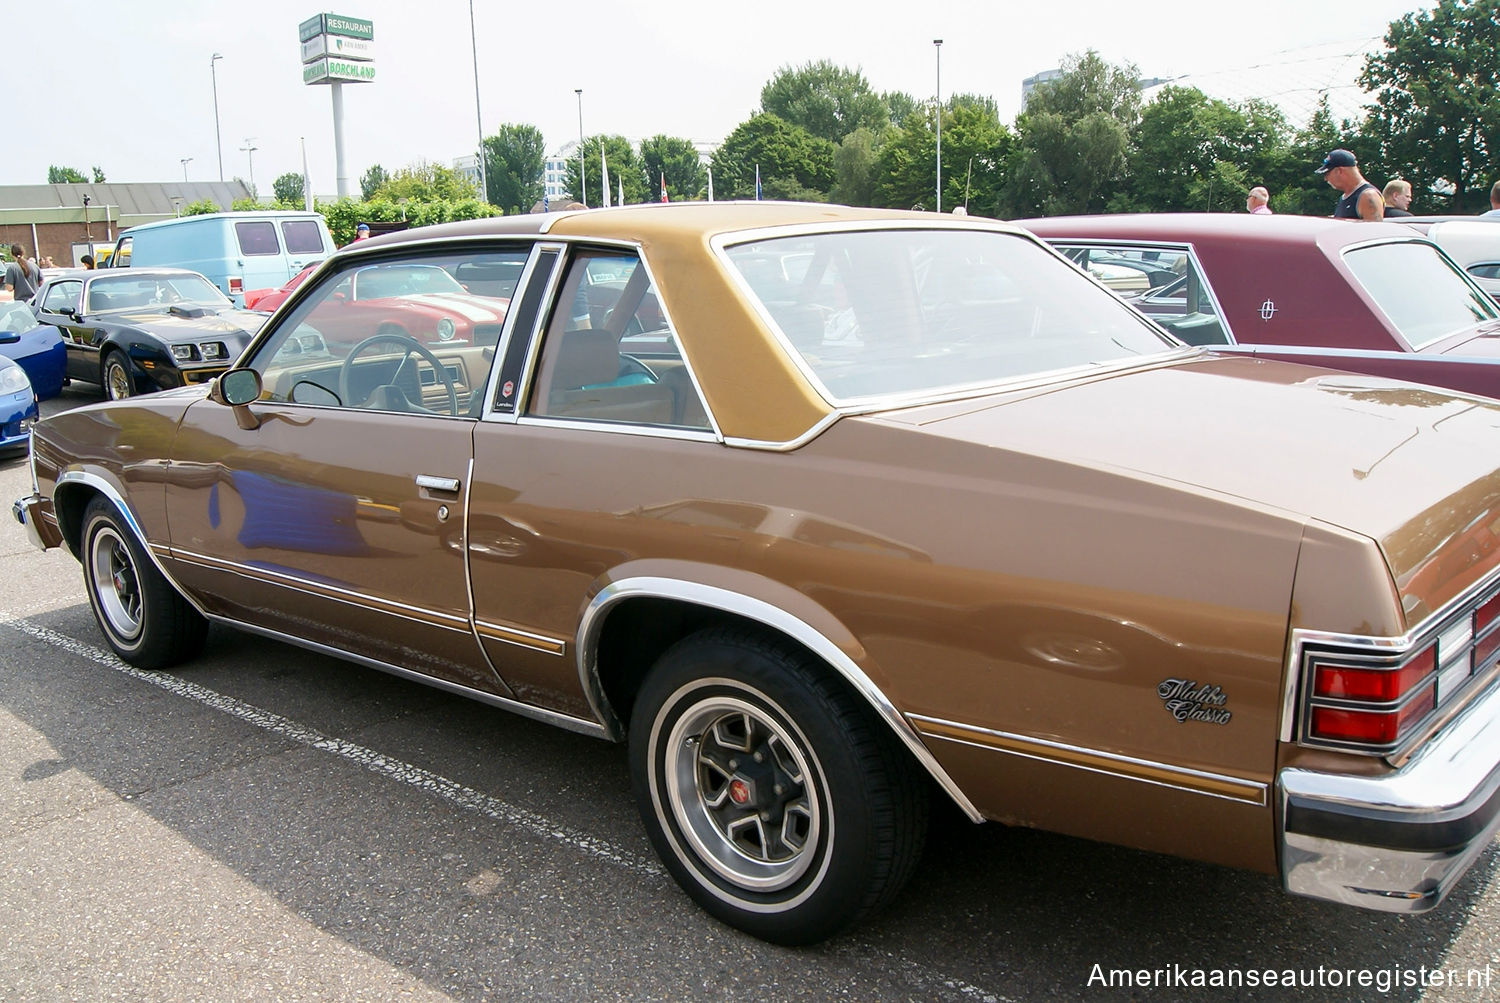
[1280,564,1500,746]
[577,575,984,822]
[206,613,606,739]
[1336,236,1500,350]
[475,242,559,425]
[708,222,1192,413]
[1039,237,1238,345]
[513,415,720,443]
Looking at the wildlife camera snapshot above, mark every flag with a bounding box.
[601,150,611,207]
[660,173,669,203]
[707,166,714,202]
[618,175,624,206]
[543,191,550,213]
[754,165,762,201]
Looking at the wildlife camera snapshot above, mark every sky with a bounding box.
[9,0,1426,197]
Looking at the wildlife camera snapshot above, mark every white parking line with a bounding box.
[5,615,1010,1003]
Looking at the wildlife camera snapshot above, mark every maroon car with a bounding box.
[1022,214,1500,398]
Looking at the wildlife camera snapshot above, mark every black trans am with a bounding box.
[32,268,264,399]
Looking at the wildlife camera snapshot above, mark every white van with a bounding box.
[106,211,334,306]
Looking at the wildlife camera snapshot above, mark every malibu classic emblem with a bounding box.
[1157,678,1232,724]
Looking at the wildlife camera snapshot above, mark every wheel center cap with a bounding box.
[728,778,753,805]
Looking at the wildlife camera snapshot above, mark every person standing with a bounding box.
[1316,149,1383,220]
[1382,179,1414,217]
[1482,181,1500,218]
[1245,186,1273,214]
[3,244,42,302]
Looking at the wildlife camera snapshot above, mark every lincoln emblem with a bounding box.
[1259,299,1277,321]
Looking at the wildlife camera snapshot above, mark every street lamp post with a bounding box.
[468,0,488,204]
[210,53,224,182]
[180,157,193,182]
[575,88,586,208]
[240,139,258,197]
[934,39,943,214]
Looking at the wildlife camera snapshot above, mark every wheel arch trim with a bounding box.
[578,575,984,822]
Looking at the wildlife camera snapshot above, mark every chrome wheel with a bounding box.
[87,523,143,641]
[664,691,822,891]
[104,354,133,400]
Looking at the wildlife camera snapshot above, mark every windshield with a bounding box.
[1344,241,1498,348]
[0,301,38,333]
[86,273,231,312]
[723,229,1177,402]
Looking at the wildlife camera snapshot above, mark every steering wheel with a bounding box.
[338,332,459,414]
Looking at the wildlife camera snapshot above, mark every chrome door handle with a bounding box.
[415,474,461,493]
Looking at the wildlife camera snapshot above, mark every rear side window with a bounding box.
[1344,242,1499,348]
[281,220,325,254]
[236,222,281,256]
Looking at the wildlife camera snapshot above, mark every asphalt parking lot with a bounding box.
[1,386,1496,1002]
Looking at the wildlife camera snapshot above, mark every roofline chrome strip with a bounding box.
[577,575,984,822]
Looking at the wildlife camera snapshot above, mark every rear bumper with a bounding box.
[1280,677,1500,912]
[13,492,63,551]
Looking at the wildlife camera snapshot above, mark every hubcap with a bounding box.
[89,526,143,641]
[106,361,131,400]
[663,693,822,892]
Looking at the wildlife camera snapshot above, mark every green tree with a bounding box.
[760,61,891,145]
[564,135,645,205]
[482,123,546,214]
[360,164,389,201]
[872,96,1010,214]
[1002,51,1141,217]
[272,172,305,205]
[1360,0,1500,212]
[373,162,481,203]
[182,199,221,216]
[710,113,835,201]
[1121,86,1284,212]
[832,127,881,206]
[91,166,106,183]
[48,166,88,183]
[639,135,706,201]
[881,91,921,128]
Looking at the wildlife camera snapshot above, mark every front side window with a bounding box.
[281,220,326,254]
[39,281,81,316]
[236,221,281,256]
[1053,242,1230,346]
[525,249,708,429]
[243,248,526,418]
[1344,242,1499,348]
[725,229,1176,403]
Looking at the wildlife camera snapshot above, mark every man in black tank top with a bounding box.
[1317,148,1384,220]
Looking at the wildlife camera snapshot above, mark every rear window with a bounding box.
[723,228,1174,403]
[281,220,325,254]
[236,221,281,256]
[1344,242,1498,348]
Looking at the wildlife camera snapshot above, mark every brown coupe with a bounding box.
[14,204,1500,944]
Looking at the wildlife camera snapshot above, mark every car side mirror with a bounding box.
[0,331,18,345]
[209,368,264,430]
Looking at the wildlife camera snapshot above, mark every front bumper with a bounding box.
[1280,676,1500,912]
[13,492,63,552]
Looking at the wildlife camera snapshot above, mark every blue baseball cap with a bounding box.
[1315,149,1357,174]
[356,223,370,232]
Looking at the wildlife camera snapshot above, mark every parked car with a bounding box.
[1022,213,1500,398]
[15,204,1500,945]
[289,260,512,347]
[0,354,37,452]
[0,300,66,399]
[105,211,335,306]
[243,260,320,312]
[1387,216,1500,303]
[31,268,264,399]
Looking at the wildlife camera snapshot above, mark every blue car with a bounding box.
[0,355,38,452]
[0,300,66,399]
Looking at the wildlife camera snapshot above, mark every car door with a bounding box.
[159,245,526,696]
[34,277,99,382]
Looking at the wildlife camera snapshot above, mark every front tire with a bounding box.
[628,627,928,944]
[81,496,207,668]
[102,350,135,400]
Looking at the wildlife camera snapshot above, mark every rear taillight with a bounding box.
[1302,589,1500,754]
[228,276,244,294]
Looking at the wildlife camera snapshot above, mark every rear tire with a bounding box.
[628,627,928,944]
[81,496,207,668]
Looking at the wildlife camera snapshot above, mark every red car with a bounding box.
[1022,214,1500,398]
[244,261,319,312]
